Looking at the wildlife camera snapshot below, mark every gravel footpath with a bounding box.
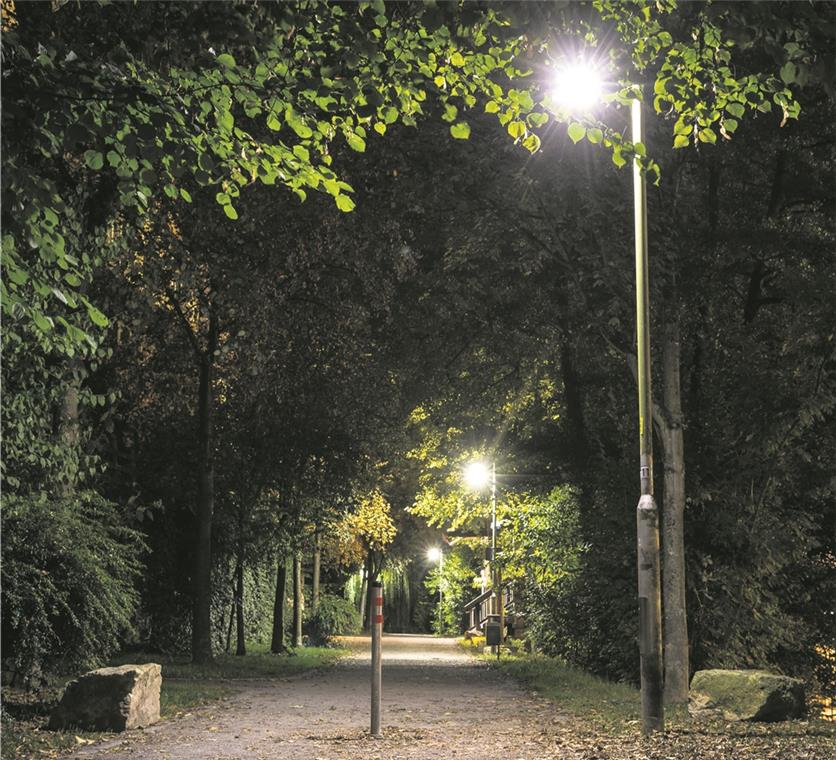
[71,634,834,760]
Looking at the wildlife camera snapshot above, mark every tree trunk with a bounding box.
[358,560,368,630]
[55,359,82,498]
[312,531,321,615]
[659,317,689,705]
[292,551,304,647]
[191,310,218,664]
[224,596,234,654]
[363,552,374,630]
[270,557,288,654]
[235,559,246,656]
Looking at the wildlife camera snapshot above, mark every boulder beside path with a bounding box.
[689,668,805,722]
[49,663,161,731]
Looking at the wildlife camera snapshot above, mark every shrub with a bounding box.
[305,593,361,646]
[1,491,145,685]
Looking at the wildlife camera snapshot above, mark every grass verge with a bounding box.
[460,642,836,758]
[469,646,646,732]
[110,641,348,680]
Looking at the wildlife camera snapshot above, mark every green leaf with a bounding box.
[382,106,399,124]
[485,100,500,114]
[567,122,586,144]
[527,112,549,128]
[507,121,526,139]
[335,194,356,212]
[180,188,192,203]
[293,144,310,162]
[374,122,387,136]
[522,133,540,154]
[216,192,230,205]
[450,122,471,140]
[266,113,281,131]
[346,133,366,152]
[86,303,109,327]
[84,150,104,170]
[223,204,239,220]
[726,102,745,118]
[33,311,53,333]
[723,118,738,134]
[698,128,717,144]
[673,134,689,149]
[217,53,236,68]
[287,112,313,139]
[586,128,603,144]
[780,62,796,84]
[450,51,465,67]
[217,109,234,132]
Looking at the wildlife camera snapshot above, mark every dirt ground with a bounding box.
[71,634,835,760]
[70,634,565,759]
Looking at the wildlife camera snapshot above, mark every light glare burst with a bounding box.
[552,63,603,112]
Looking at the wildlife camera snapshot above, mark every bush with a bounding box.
[1,491,145,685]
[305,593,361,646]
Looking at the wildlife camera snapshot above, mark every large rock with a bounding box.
[689,669,805,722]
[49,663,161,731]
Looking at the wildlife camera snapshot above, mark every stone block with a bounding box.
[689,668,805,722]
[49,663,161,731]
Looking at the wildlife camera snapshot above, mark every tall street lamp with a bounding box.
[463,460,502,653]
[552,63,665,734]
[427,546,444,633]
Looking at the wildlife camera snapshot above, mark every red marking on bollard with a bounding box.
[375,615,383,623]
[375,597,384,606]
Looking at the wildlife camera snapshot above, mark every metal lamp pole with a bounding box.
[490,462,505,656]
[631,96,664,735]
[438,550,444,609]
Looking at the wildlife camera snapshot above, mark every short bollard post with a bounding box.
[370,581,383,739]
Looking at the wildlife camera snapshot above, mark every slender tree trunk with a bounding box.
[235,559,246,656]
[659,317,689,705]
[224,595,234,654]
[270,556,288,654]
[358,560,368,630]
[55,359,82,498]
[235,501,246,656]
[191,310,218,664]
[292,551,304,647]
[312,531,321,614]
[363,552,374,630]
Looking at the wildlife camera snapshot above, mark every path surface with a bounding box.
[73,634,566,759]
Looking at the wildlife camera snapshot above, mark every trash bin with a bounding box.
[485,622,501,647]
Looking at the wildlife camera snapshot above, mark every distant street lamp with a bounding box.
[552,62,664,735]
[463,459,501,653]
[427,546,444,632]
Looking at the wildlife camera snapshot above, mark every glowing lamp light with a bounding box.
[427,547,442,563]
[551,63,603,112]
[463,461,491,490]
